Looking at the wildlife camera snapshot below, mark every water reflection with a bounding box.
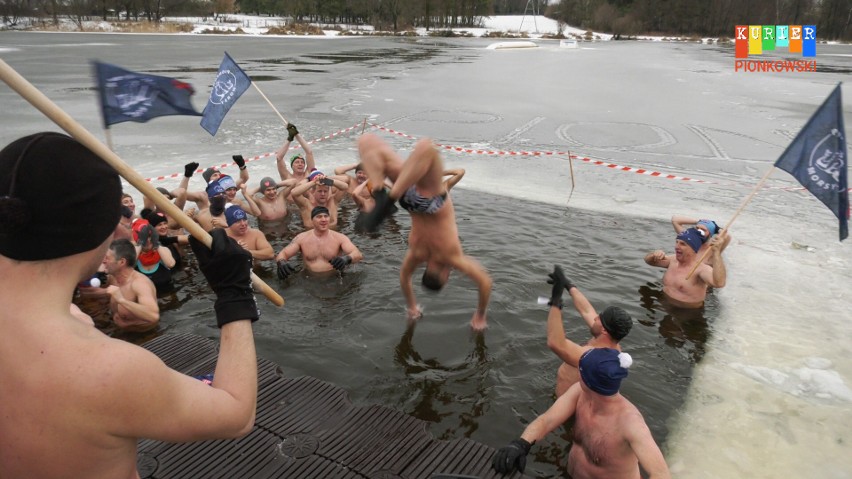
[393,325,490,440]
[637,283,711,364]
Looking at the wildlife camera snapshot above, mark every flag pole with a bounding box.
[566,151,575,205]
[685,166,776,279]
[250,83,289,127]
[361,117,367,134]
[0,58,285,307]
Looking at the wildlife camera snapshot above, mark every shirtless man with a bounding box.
[290,171,348,229]
[103,238,160,332]
[248,176,296,222]
[493,347,670,478]
[545,265,632,396]
[219,174,261,217]
[276,124,316,195]
[0,132,260,479]
[113,193,136,240]
[671,214,731,266]
[224,205,274,261]
[332,161,369,204]
[275,206,363,279]
[194,180,228,232]
[644,228,727,308]
[355,134,492,331]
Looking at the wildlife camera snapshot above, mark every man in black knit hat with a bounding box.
[0,132,260,479]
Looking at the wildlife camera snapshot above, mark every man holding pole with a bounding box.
[644,228,727,308]
[0,132,260,479]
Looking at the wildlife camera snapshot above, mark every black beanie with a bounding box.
[0,132,122,261]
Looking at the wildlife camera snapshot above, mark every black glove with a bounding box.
[276,260,297,280]
[329,255,352,271]
[137,224,159,249]
[232,154,246,170]
[492,437,532,474]
[188,229,259,328]
[547,265,575,309]
[159,235,178,246]
[355,188,396,233]
[184,161,199,178]
[287,123,299,142]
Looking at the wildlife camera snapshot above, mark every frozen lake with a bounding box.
[1,31,851,477]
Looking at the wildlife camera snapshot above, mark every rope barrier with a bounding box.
[142,120,847,194]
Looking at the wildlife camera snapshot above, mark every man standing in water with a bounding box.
[644,228,727,308]
[275,206,363,279]
[545,265,633,397]
[355,134,492,331]
[492,348,671,478]
[0,133,260,479]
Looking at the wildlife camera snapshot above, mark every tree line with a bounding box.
[2,0,849,40]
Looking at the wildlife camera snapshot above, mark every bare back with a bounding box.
[0,318,142,479]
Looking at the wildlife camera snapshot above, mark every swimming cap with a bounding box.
[260,177,277,190]
[144,210,168,228]
[156,187,172,199]
[206,180,225,199]
[218,175,236,191]
[0,132,121,261]
[311,206,329,219]
[697,219,719,237]
[599,306,633,341]
[202,167,219,184]
[225,205,247,226]
[676,228,703,253]
[579,348,631,396]
[308,170,324,181]
[290,154,304,167]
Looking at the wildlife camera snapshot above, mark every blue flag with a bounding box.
[774,84,849,241]
[200,52,252,136]
[93,61,202,127]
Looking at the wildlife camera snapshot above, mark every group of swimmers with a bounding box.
[0,127,730,478]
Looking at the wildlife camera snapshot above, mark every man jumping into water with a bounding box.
[355,134,492,331]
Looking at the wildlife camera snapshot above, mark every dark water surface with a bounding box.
[78,189,711,478]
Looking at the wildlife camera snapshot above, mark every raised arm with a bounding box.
[546,265,589,365]
[115,229,258,442]
[275,138,294,180]
[293,133,315,172]
[698,234,727,288]
[334,162,359,175]
[239,184,262,217]
[443,168,465,191]
[671,214,698,234]
[644,250,671,269]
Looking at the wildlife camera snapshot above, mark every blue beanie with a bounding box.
[677,228,703,253]
[224,205,247,226]
[218,175,236,191]
[697,219,719,237]
[579,348,631,396]
[206,180,225,199]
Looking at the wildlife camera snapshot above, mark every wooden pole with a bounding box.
[0,58,285,307]
[685,166,776,280]
[251,82,289,127]
[361,117,367,134]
